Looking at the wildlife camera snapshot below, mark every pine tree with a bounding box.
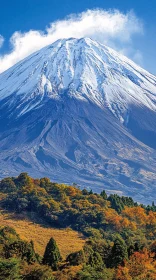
[42,238,62,270]
[100,190,107,200]
[111,236,128,268]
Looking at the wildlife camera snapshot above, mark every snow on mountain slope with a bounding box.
[0,38,156,203]
[0,38,155,121]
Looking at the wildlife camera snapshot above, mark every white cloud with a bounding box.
[0,35,4,48]
[0,9,143,73]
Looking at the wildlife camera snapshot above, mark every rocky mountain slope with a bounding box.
[0,38,155,203]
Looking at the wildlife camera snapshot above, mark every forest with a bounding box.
[0,173,156,279]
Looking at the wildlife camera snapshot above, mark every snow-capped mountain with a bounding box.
[0,38,156,203]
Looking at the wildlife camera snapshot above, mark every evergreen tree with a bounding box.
[108,194,124,213]
[88,251,103,269]
[42,238,62,270]
[110,236,128,268]
[100,190,107,200]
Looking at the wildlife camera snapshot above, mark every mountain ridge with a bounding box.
[0,37,156,203]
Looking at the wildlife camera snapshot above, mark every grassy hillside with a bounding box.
[0,210,85,258]
[0,173,156,280]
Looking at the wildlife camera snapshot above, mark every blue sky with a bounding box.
[0,0,156,74]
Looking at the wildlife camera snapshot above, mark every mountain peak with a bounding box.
[0,37,156,121]
[0,38,156,203]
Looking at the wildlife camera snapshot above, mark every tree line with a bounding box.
[0,173,156,279]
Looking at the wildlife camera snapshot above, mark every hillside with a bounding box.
[0,173,156,279]
[0,210,85,258]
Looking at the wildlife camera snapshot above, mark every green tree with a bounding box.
[14,173,32,188]
[0,178,16,193]
[111,236,128,268]
[108,194,124,213]
[100,190,107,200]
[5,240,37,264]
[66,250,86,266]
[40,178,50,189]
[0,258,21,280]
[42,238,62,270]
[88,251,104,269]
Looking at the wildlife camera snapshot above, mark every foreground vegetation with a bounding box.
[0,173,156,279]
[0,210,85,258]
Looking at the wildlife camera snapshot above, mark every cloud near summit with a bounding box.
[0,9,143,73]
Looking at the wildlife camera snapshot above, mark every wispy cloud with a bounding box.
[0,9,143,73]
[0,35,4,48]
